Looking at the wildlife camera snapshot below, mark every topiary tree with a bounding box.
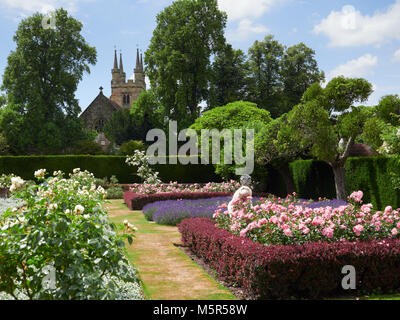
[190,101,271,131]
[288,76,373,200]
[254,114,304,194]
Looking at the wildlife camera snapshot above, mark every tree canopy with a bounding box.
[0,9,96,155]
[145,0,227,128]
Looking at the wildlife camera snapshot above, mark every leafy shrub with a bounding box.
[106,186,124,199]
[179,217,400,299]
[70,140,105,155]
[0,169,141,300]
[119,140,146,155]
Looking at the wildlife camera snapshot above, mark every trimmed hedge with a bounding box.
[346,156,400,210]
[0,156,222,184]
[290,160,336,200]
[288,156,400,210]
[124,191,234,210]
[179,217,400,299]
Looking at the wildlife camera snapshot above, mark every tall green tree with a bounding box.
[246,35,284,118]
[1,9,96,155]
[254,114,304,193]
[104,90,165,145]
[145,0,227,128]
[375,94,400,126]
[281,42,325,111]
[207,44,248,109]
[288,77,373,200]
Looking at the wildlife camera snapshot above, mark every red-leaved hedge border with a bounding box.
[123,191,270,210]
[178,217,400,299]
[123,191,232,210]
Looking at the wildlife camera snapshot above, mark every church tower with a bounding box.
[110,48,146,109]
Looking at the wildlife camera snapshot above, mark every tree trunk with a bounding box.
[331,163,347,201]
[277,163,296,195]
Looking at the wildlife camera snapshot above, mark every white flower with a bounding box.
[65,209,71,214]
[73,168,80,174]
[48,203,58,210]
[74,205,85,215]
[34,169,46,179]
[10,176,25,192]
[123,219,129,225]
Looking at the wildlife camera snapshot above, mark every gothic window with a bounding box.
[94,118,105,133]
[123,95,126,105]
[126,94,130,104]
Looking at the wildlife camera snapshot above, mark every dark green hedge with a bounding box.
[0,156,222,184]
[346,156,400,210]
[288,156,400,210]
[290,160,336,200]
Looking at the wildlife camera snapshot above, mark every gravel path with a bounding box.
[106,200,236,300]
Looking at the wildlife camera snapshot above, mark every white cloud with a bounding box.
[394,49,400,62]
[218,0,278,21]
[313,2,400,47]
[227,19,269,41]
[329,54,378,80]
[0,0,93,14]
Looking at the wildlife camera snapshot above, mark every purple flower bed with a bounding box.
[143,197,233,225]
[299,199,348,209]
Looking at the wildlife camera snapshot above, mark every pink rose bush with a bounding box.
[213,191,400,245]
[129,180,242,195]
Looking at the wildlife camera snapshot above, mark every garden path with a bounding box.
[106,200,236,300]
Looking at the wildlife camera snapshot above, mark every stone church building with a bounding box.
[79,49,146,148]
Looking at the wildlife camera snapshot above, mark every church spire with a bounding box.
[113,49,118,70]
[135,48,140,70]
[119,52,124,72]
[140,53,143,70]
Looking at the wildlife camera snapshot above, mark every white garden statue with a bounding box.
[228,175,252,215]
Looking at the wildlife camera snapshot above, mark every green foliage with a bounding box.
[119,140,146,155]
[246,35,285,117]
[0,156,221,184]
[280,42,325,111]
[103,108,137,145]
[324,76,373,113]
[255,113,302,165]
[337,106,372,140]
[361,117,386,151]
[207,44,248,109]
[70,140,104,155]
[190,101,271,131]
[346,157,400,210]
[0,134,9,155]
[375,95,400,126]
[0,9,96,155]
[131,89,164,132]
[287,157,400,210]
[0,170,141,300]
[289,159,336,200]
[145,0,227,127]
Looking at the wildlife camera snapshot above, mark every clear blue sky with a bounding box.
[1,0,400,111]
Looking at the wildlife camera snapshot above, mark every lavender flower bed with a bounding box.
[299,199,348,209]
[143,197,234,225]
